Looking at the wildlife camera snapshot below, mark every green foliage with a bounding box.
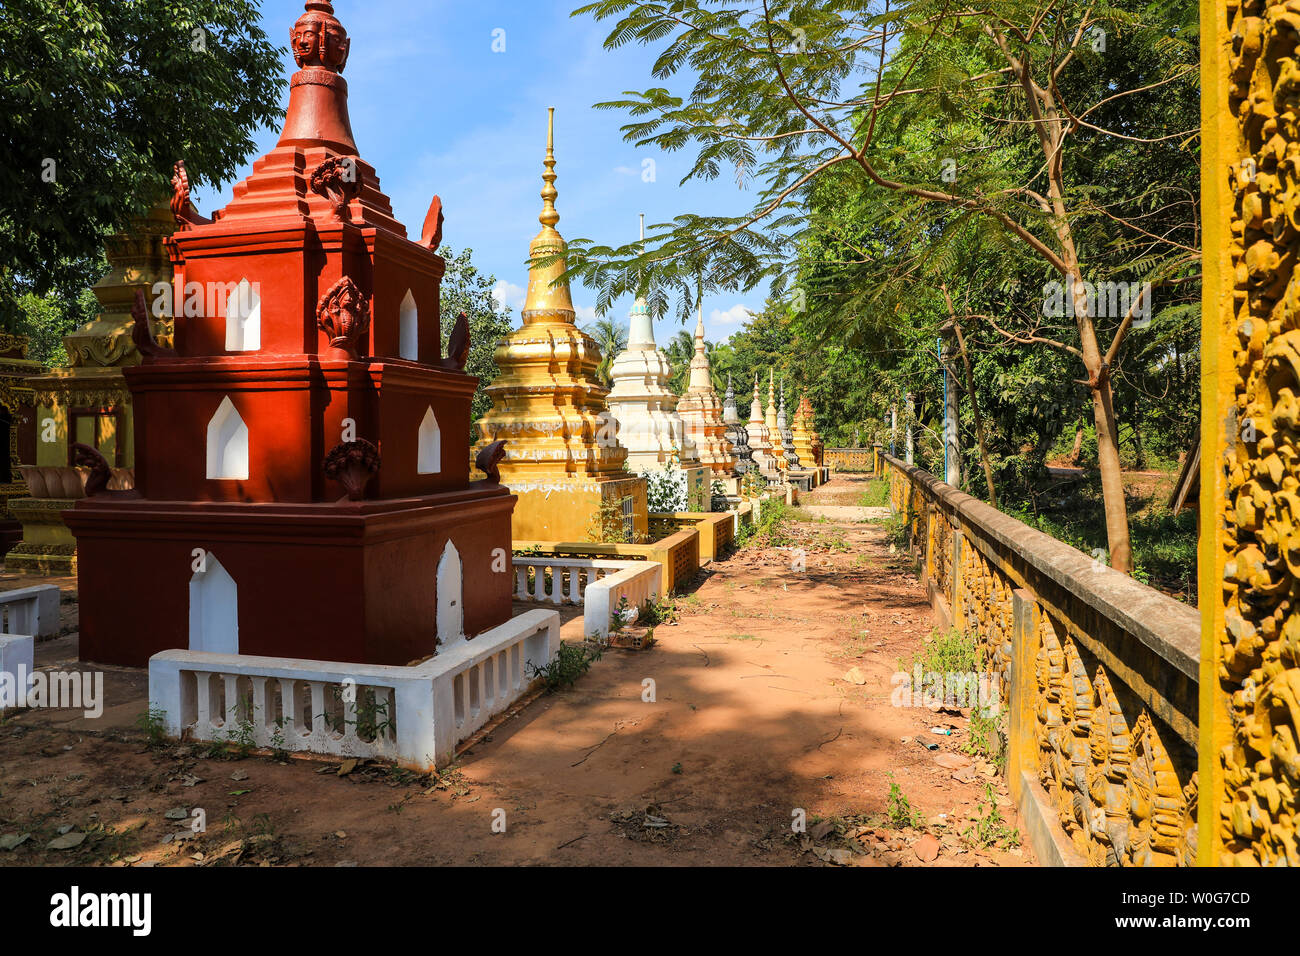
[963,709,1006,771]
[528,640,603,691]
[857,478,889,508]
[0,0,285,325]
[747,498,793,548]
[643,453,689,512]
[564,0,1200,583]
[439,246,515,425]
[885,773,925,829]
[583,317,628,387]
[588,500,631,544]
[135,706,168,749]
[637,594,678,626]
[882,514,910,551]
[903,628,981,678]
[15,284,99,366]
[964,783,1020,850]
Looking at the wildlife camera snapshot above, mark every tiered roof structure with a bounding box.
[70,0,519,666]
[674,305,734,476]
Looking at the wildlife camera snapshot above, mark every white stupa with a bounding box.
[605,217,708,510]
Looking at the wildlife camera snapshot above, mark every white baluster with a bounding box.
[310,681,327,743]
[280,678,302,740]
[195,673,213,733]
[223,674,239,728]
[250,676,270,746]
[342,683,360,746]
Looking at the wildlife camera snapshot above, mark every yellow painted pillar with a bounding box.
[1200,0,1299,865]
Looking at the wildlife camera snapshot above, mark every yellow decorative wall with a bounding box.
[1201,0,1300,865]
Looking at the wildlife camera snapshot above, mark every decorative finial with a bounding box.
[291,1,350,73]
[540,107,559,229]
[695,302,705,342]
[639,213,644,243]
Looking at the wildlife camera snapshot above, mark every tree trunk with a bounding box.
[904,391,914,465]
[1071,423,1084,462]
[950,319,997,507]
[942,337,961,487]
[1089,382,1132,572]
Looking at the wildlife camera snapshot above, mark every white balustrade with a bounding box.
[149,609,560,769]
[512,556,664,639]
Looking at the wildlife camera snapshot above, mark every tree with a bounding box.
[0,0,285,326]
[564,0,1199,573]
[583,317,629,387]
[438,246,515,426]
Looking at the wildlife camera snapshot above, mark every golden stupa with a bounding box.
[793,395,824,468]
[791,395,817,467]
[474,109,647,542]
[674,304,734,477]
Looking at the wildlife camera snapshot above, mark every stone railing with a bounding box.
[511,555,664,638]
[149,609,560,769]
[584,562,663,640]
[513,528,700,595]
[824,447,875,471]
[512,557,634,605]
[883,454,1199,867]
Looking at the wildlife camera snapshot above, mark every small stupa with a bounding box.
[762,369,788,474]
[8,202,172,574]
[747,372,776,476]
[722,374,752,475]
[602,217,707,511]
[792,394,818,467]
[606,218,691,470]
[674,304,734,477]
[777,380,799,468]
[474,112,648,541]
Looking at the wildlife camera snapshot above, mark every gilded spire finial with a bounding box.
[539,107,559,230]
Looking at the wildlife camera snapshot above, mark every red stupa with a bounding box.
[67,1,516,667]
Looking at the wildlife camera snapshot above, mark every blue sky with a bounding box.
[198,0,762,343]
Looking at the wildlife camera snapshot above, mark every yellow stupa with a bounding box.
[791,395,817,467]
[475,109,647,542]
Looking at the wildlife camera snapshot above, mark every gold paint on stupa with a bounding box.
[474,109,646,542]
[675,304,734,476]
[792,395,818,467]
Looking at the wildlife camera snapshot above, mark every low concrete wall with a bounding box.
[0,585,60,641]
[511,555,664,639]
[514,527,701,595]
[883,454,1199,867]
[650,511,735,561]
[584,562,663,640]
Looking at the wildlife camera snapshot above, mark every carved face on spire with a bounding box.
[291,3,350,73]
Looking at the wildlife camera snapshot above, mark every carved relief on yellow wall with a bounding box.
[1219,0,1300,867]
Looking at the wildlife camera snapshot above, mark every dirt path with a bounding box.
[0,478,1032,867]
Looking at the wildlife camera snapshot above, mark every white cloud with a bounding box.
[492,280,526,313]
[710,304,754,326]
[574,304,598,324]
[613,165,637,176]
